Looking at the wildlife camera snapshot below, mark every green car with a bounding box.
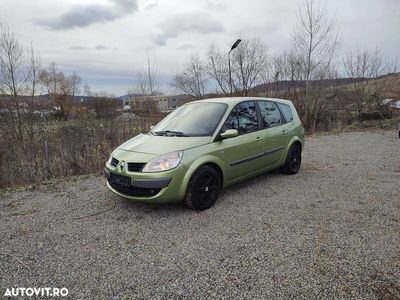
[105,97,305,210]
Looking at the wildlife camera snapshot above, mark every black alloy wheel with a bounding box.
[184,166,221,210]
[282,144,302,174]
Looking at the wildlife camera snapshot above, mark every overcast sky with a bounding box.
[1,0,399,96]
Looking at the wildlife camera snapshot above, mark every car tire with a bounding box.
[184,166,221,210]
[282,143,302,174]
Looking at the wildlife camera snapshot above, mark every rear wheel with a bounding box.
[282,144,302,174]
[184,166,221,210]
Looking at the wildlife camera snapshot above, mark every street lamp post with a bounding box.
[228,39,241,96]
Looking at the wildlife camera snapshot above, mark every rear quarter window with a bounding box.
[277,103,293,123]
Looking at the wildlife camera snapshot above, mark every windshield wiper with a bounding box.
[153,130,188,137]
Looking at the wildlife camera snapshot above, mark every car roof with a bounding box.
[188,97,293,107]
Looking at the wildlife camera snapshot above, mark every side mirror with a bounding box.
[220,129,239,139]
[150,125,155,130]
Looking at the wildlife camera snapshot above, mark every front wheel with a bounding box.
[282,144,302,174]
[184,166,221,210]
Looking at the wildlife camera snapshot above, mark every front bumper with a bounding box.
[104,164,187,203]
[104,170,171,188]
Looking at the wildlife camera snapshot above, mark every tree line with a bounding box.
[171,0,397,131]
[1,0,398,137]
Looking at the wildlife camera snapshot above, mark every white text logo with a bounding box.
[4,287,68,297]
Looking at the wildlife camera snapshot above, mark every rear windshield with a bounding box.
[151,102,227,136]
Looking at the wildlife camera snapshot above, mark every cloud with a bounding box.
[68,46,90,51]
[36,0,138,30]
[205,0,227,10]
[68,45,118,51]
[152,13,224,46]
[95,45,107,50]
[144,3,158,10]
[176,44,195,50]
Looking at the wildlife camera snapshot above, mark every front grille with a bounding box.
[108,180,161,197]
[111,157,119,167]
[128,163,145,172]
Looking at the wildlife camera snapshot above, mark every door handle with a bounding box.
[256,136,263,141]
[282,130,287,135]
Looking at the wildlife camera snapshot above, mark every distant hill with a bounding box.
[251,73,400,94]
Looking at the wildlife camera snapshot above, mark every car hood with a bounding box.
[117,133,211,155]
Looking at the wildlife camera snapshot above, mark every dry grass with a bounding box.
[0,113,164,188]
[308,114,399,137]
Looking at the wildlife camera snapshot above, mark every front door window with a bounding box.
[222,101,259,134]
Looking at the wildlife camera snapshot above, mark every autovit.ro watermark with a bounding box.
[3,287,68,297]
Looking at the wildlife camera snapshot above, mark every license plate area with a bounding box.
[110,173,131,187]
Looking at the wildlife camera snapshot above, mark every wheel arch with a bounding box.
[291,140,302,152]
[279,136,303,166]
[288,136,303,152]
[179,155,226,197]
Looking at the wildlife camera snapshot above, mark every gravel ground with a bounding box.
[1,130,399,299]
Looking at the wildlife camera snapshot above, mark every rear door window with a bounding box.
[258,101,284,128]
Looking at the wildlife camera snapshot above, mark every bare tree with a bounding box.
[206,38,269,96]
[231,37,269,96]
[207,43,230,96]
[0,26,27,141]
[291,0,340,127]
[39,63,81,120]
[83,83,91,97]
[69,72,81,99]
[27,44,41,104]
[25,44,41,135]
[172,53,207,99]
[0,25,43,187]
[343,48,396,115]
[266,50,303,99]
[0,26,41,142]
[135,51,161,96]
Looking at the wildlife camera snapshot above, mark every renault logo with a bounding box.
[119,161,125,172]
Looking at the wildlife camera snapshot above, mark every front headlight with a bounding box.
[142,151,183,173]
[106,154,113,165]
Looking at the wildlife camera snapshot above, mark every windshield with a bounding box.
[151,102,227,136]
